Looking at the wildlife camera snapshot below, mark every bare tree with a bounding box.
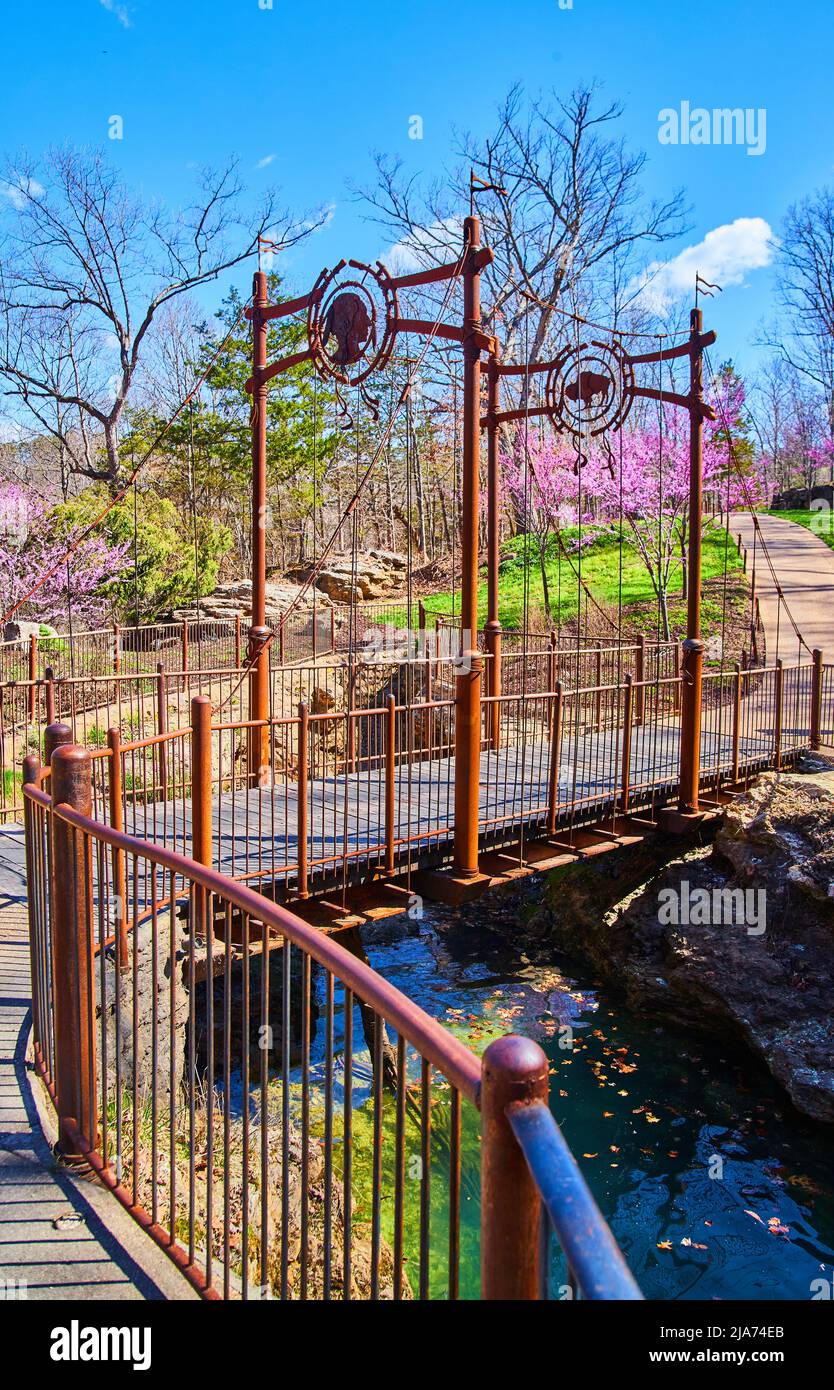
[0,147,322,488]
[352,84,688,366]
[772,186,834,436]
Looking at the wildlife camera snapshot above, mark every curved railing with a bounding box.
[23,753,641,1302]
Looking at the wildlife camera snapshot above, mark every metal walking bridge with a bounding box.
[1,214,829,1303]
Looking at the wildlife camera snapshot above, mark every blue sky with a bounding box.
[2,0,833,375]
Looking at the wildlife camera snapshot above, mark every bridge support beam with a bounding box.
[484,353,502,752]
[453,215,485,877]
[248,269,271,786]
[669,307,707,825]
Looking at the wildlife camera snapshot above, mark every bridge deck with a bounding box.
[0,719,782,903]
[121,721,775,892]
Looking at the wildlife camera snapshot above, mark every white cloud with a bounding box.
[386,216,463,274]
[100,0,132,28]
[2,176,45,210]
[256,154,277,170]
[631,217,774,312]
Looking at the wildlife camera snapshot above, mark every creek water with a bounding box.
[351,892,834,1302]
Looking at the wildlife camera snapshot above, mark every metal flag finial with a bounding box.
[695,273,723,308]
[469,169,508,217]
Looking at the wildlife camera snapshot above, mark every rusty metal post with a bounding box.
[191,695,212,939]
[453,215,485,878]
[595,641,603,731]
[635,635,645,726]
[347,657,357,775]
[677,308,706,815]
[248,267,271,783]
[22,754,41,1048]
[44,668,56,726]
[247,625,271,786]
[619,673,634,825]
[774,658,784,769]
[546,682,563,838]
[480,1035,548,1300]
[297,701,309,899]
[28,632,37,723]
[44,721,73,768]
[731,663,742,783]
[547,632,558,739]
[156,662,168,801]
[385,693,396,875]
[50,744,98,1158]
[106,727,128,970]
[811,648,823,751]
[191,695,212,870]
[485,353,502,753]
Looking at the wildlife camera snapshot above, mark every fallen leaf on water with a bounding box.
[745,1210,764,1224]
[657,1240,673,1251]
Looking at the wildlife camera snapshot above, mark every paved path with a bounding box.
[0,894,194,1300]
[733,512,834,663]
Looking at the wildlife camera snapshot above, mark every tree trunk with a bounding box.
[539,541,552,621]
[659,587,672,642]
[104,420,121,491]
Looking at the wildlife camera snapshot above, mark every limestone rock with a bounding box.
[174,578,334,628]
[292,550,407,604]
[529,772,834,1124]
[3,619,59,645]
[97,911,189,1102]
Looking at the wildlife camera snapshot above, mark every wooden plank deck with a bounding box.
[0,720,779,902]
[120,722,774,891]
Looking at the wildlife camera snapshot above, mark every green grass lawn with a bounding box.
[416,523,742,631]
[767,508,834,551]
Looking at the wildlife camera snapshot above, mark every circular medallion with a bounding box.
[308,260,399,387]
[545,339,634,440]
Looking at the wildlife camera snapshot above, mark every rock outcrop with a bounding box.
[3,619,59,644]
[528,769,834,1124]
[174,578,333,628]
[98,911,189,1101]
[291,550,407,604]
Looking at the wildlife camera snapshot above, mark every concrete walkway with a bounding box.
[733,511,834,663]
[0,891,194,1301]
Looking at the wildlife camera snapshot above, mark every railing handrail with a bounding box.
[507,1100,643,1300]
[24,781,482,1105]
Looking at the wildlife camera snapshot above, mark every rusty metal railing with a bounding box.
[22,749,640,1301]
[18,659,819,890]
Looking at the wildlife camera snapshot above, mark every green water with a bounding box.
[314,901,834,1301]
